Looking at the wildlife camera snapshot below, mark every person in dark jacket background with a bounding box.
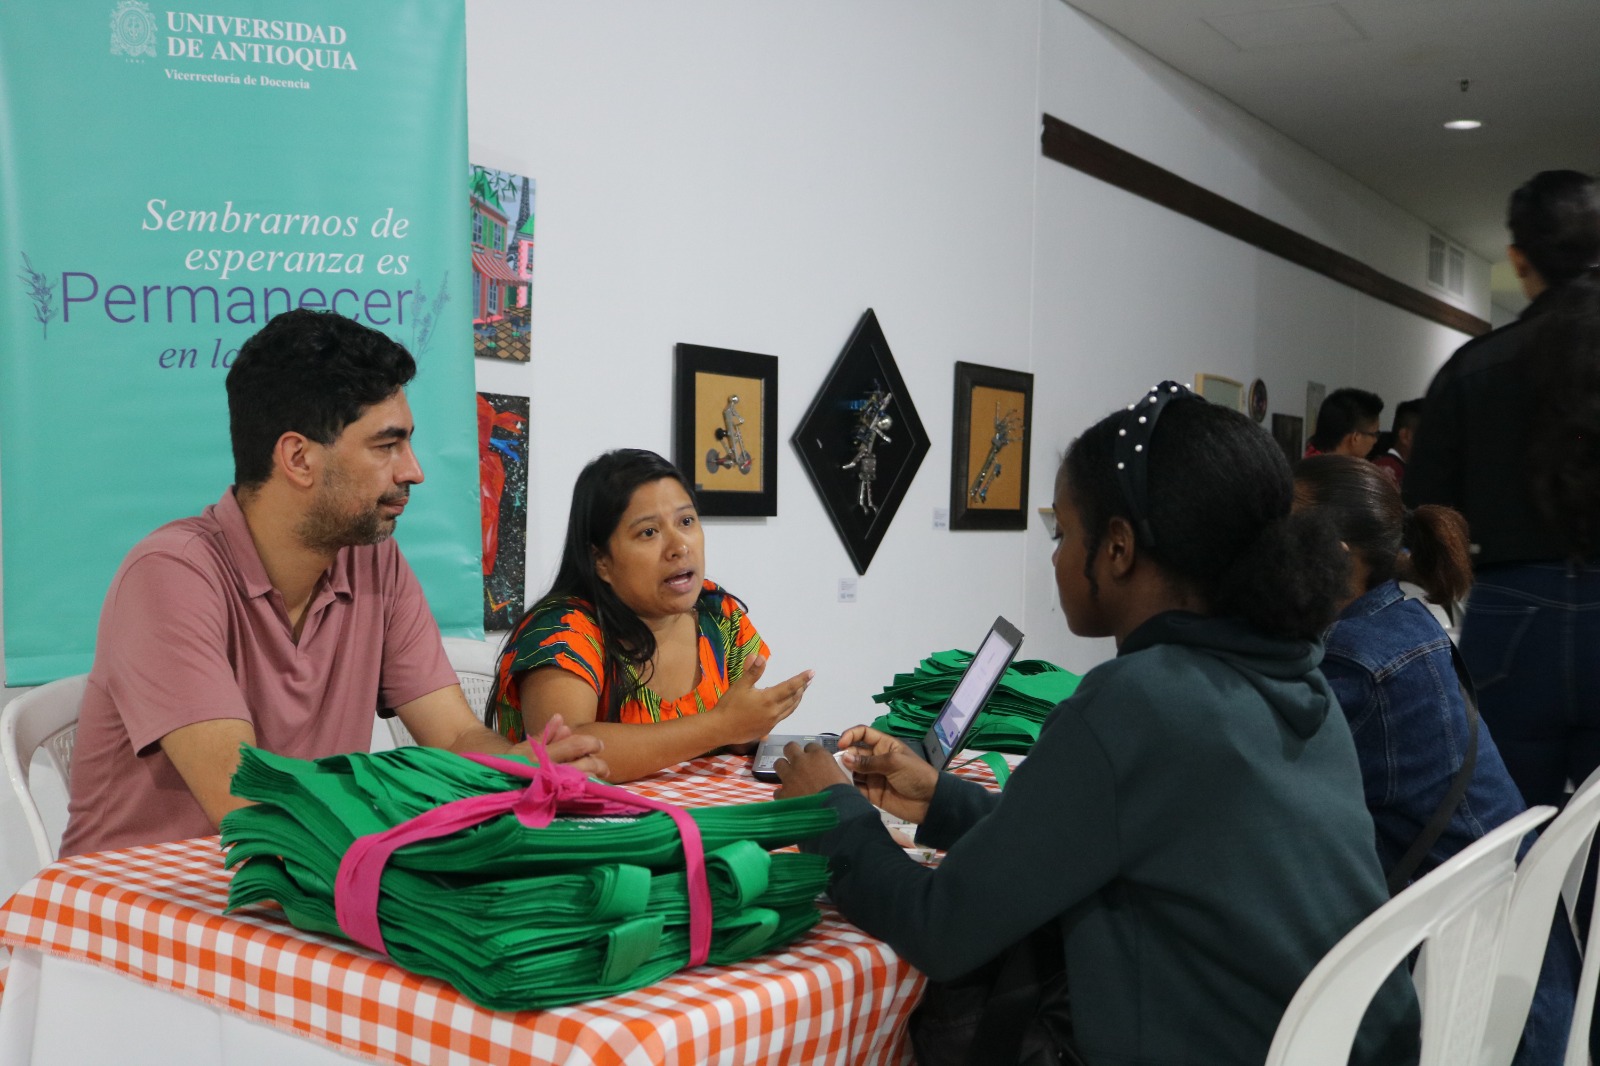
[1407,170,1600,811]
[776,388,1418,1065]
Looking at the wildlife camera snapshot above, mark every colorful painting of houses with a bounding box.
[469,164,534,361]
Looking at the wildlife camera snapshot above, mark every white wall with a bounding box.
[463,0,1045,732]
[465,0,1488,715]
[1020,2,1483,671]
[0,0,1493,897]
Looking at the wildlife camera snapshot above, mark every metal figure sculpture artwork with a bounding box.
[968,403,1022,503]
[843,387,894,513]
[705,394,754,475]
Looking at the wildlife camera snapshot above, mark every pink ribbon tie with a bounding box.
[333,726,712,969]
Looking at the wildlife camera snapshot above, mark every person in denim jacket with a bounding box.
[1297,455,1578,1066]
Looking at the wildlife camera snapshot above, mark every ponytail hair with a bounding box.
[1064,395,1347,641]
[1213,509,1358,642]
[1293,454,1473,606]
[1400,505,1474,605]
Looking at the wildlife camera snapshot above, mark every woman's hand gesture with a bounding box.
[712,656,813,745]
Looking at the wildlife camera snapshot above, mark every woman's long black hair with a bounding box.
[487,448,697,726]
[1063,395,1348,641]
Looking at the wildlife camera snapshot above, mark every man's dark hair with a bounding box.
[1308,388,1384,452]
[1391,399,1423,435]
[226,309,417,489]
[1507,170,1600,289]
[1063,396,1347,641]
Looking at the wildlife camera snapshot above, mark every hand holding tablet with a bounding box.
[751,615,1023,781]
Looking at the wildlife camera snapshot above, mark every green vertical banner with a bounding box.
[0,1,479,685]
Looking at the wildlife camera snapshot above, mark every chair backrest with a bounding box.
[1567,852,1600,1066]
[1266,805,1556,1066]
[0,674,89,868]
[1480,765,1600,1066]
[385,637,499,749]
[444,636,498,716]
[384,715,417,748]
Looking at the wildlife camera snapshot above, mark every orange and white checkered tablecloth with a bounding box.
[0,753,996,1066]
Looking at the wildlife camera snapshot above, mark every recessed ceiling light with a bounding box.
[1443,119,1483,131]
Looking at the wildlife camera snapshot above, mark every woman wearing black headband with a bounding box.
[776,386,1417,1065]
[1407,170,1600,815]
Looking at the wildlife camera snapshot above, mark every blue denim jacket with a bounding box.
[1324,580,1577,1066]
[1321,580,1526,879]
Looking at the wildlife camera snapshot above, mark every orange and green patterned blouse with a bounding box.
[491,580,770,742]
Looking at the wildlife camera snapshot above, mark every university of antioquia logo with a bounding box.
[109,1,157,58]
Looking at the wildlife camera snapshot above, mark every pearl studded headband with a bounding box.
[1114,380,1190,548]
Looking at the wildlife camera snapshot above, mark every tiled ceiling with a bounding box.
[1062,0,1600,313]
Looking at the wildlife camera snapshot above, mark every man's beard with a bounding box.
[298,467,407,553]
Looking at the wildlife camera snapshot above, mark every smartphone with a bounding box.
[750,733,839,782]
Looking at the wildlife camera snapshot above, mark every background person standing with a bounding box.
[1407,170,1600,811]
[1369,398,1422,488]
[1305,387,1385,458]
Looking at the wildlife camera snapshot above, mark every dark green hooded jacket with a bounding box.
[810,611,1419,1065]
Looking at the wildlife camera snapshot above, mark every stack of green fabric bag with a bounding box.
[869,649,1081,755]
[220,744,837,1010]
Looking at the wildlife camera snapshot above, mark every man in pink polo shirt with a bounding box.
[60,309,604,856]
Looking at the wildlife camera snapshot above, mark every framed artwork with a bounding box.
[949,362,1033,531]
[1248,378,1269,423]
[792,309,929,574]
[1194,373,1244,412]
[469,163,535,361]
[1271,413,1304,466]
[478,392,530,629]
[673,344,779,517]
[1305,381,1326,438]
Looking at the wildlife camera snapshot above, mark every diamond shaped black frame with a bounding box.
[791,309,929,574]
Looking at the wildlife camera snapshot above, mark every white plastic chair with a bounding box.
[1481,766,1600,1066]
[0,675,89,868]
[1266,805,1556,1066]
[385,637,499,748]
[1564,884,1600,1066]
